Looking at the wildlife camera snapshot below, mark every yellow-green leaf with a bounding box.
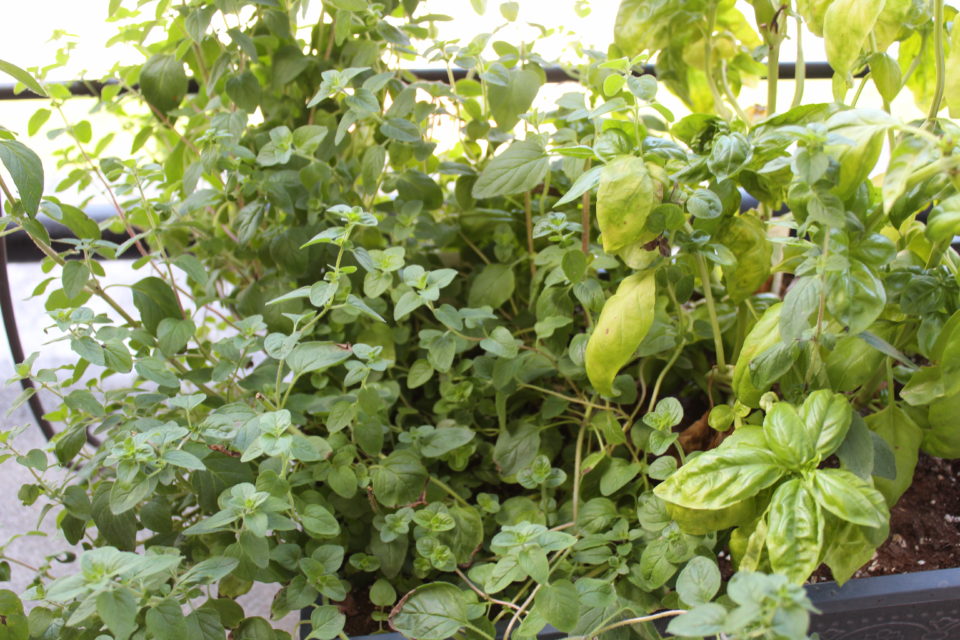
[596,156,658,254]
[824,0,886,78]
[732,303,782,407]
[585,271,656,396]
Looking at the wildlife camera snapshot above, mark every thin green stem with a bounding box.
[572,406,591,524]
[814,231,831,342]
[791,15,805,108]
[647,341,685,413]
[428,476,470,508]
[571,610,686,638]
[703,5,732,120]
[719,61,750,122]
[927,0,946,126]
[766,36,780,116]
[524,191,536,278]
[696,254,726,369]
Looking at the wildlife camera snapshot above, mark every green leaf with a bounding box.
[767,479,824,583]
[488,68,541,130]
[499,1,519,20]
[301,504,340,537]
[157,317,195,356]
[823,519,885,584]
[717,214,772,303]
[0,59,46,96]
[733,303,782,407]
[925,193,960,244]
[0,140,43,216]
[162,449,205,471]
[372,450,427,507]
[654,445,785,510]
[179,556,239,585]
[866,406,922,505]
[380,118,421,142]
[472,139,549,199]
[96,587,139,640]
[585,271,656,396]
[469,264,515,308]
[823,0,885,78]
[420,427,474,458]
[836,413,875,480]
[534,579,579,632]
[556,165,602,206]
[780,277,820,342]
[707,132,752,181]
[61,261,90,301]
[308,605,346,640]
[599,459,642,496]
[675,556,721,606]
[800,390,852,459]
[494,422,540,477]
[328,0,368,10]
[666,603,728,637]
[596,155,657,253]
[145,597,188,640]
[140,54,188,113]
[810,468,889,528]
[390,583,468,640]
[286,342,352,374]
[226,70,262,113]
[407,359,434,389]
[763,403,812,468]
[132,277,182,335]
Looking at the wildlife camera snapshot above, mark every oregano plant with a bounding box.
[0,0,959,639]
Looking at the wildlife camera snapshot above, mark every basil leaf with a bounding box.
[763,402,815,468]
[585,271,656,397]
[654,446,785,510]
[596,155,657,253]
[809,468,888,528]
[767,479,824,583]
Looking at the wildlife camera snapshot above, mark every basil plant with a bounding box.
[0,0,958,639]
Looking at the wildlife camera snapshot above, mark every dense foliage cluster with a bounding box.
[1,0,959,639]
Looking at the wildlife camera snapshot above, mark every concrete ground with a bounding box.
[0,261,298,634]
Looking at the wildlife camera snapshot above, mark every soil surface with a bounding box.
[810,454,960,582]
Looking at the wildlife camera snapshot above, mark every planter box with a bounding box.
[806,567,960,639]
[301,568,960,639]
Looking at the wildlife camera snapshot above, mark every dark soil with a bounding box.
[810,454,960,582]
[335,588,381,636]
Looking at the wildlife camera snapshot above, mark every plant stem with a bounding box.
[570,610,686,638]
[581,161,592,254]
[719,62,750,122]
[428,476,470,508]
[767,37,780,116]
[647,341,685,413]
[524,191,536,278]
[539,169,551,216]
[927,0,946,126]
[791,14,806,108]
[572,405,591,524]
[454,568,521,611]
[696,254,726,369]
[703,4,733,120]
[814,231,831,342]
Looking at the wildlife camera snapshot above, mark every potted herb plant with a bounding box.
[0,0,958,639]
